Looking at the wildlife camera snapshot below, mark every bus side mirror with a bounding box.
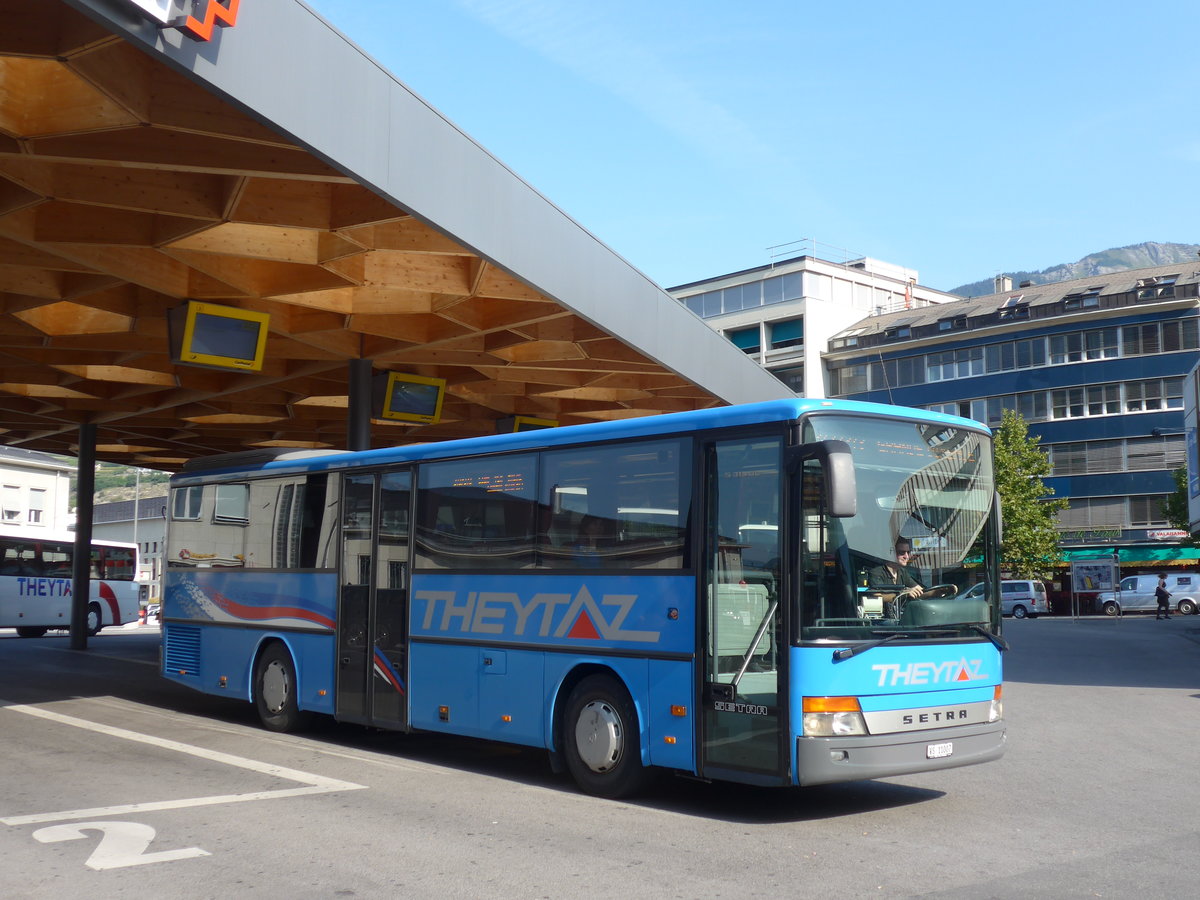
[788,440,857,518]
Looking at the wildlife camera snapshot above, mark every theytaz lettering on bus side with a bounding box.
[415,585,661,643]
[14,578,72,597]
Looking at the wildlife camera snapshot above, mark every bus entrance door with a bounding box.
[336,470,411,730]
[699,437,787,785]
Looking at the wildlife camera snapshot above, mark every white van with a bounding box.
[955,580,1050,618]
[1096,574,1199,616]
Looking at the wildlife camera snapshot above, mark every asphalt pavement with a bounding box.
[2,614,1199,898]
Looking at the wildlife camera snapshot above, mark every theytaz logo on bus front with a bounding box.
[415,586,661,644]
[871,658,988,687]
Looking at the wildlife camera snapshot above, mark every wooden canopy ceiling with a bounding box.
[0,1,720,471]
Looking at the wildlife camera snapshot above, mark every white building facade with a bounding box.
[0,446,73,533]
[667,249,959,397]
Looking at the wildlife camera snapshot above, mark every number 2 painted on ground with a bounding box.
[33,821,210,870]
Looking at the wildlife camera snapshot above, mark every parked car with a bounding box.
[956,580,1050,618]
[1095,574,1199,616]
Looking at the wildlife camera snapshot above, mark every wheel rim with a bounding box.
[87,607,100,631]
[1013,607,1026,619]
[574,699,624,773]
[261,659,290,714]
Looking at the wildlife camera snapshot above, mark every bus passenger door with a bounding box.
[337,470,411,730]
[699,437,787,785]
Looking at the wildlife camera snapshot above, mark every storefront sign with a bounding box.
[122,0,240,41]
[1147,529,1190,542]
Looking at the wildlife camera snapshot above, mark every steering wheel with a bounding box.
[920,583,958,599]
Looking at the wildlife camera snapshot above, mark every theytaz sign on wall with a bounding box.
[124,0,240,42]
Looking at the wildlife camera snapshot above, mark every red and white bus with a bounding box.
[0,530,146,637]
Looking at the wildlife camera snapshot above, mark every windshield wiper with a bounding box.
[967,623,1009,652]
[831,626,959,662]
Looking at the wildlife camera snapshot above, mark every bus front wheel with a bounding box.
[16,626,47,638]
[563,674,649,799]
[253,643,313,733]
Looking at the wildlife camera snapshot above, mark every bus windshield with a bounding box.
[798,414,998,642]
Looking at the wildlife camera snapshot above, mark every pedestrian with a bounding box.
[1155,573,1172,619]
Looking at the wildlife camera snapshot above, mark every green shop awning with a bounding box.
[1060,547,1200,566]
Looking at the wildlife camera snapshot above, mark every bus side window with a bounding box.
[42,542,72,578]
[2,540,40,576]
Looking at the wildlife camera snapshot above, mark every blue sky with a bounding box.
[305,0,1199,293]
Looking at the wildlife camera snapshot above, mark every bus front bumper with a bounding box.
[795,721,1006,786]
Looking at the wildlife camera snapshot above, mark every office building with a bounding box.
[823,266,1200,564]
[668,246,959,397]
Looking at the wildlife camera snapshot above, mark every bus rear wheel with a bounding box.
[16,626,48,638]
[253,643,313,733]
[86,602,103,636]
[563,674,649,799]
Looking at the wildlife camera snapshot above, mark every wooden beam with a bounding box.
[26,127,350,181]
[0,56,137,136]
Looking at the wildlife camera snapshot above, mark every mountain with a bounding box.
[948,241,1200,297]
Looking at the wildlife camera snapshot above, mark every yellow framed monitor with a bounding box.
[497,415,558,433]
[168,301,270,372]
[377,371,446,424]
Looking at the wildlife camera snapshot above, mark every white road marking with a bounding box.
[0,701,366,826]
[33,821,210,870]
[86,696,452,775]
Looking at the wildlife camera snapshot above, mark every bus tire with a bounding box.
[16,626,48,638]
[86,602,103,636]
[253,642,313,733]
[563,674,649,799]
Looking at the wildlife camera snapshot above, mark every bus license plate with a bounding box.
[926,742,953,759]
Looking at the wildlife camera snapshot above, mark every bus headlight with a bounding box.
[802,697,867,737]
[988,685,1003,723]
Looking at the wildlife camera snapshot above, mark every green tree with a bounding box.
[1161,467,1194,544]
[992,409,1066,579]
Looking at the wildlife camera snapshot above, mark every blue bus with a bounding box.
[161,398,1005,797]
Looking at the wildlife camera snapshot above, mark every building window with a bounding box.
[727,326,760,353]
[1087,385,1120,416]
[28,488,45,525]
[1049,333,1083,364]
[213,484,250,524]
[1129,495,1169,527]
[770,366,803,393]
[171,485,203,520]
[834,364,870,394]
[1135,275,1177,301]
[956,347,984,377]
[1063,287,1101,310]
[998,295,1029,321]
[1085,328,1118,360]
[769,318,803,349]
[2,485,20,523]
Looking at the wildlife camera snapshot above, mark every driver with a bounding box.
[868,538,926,602]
